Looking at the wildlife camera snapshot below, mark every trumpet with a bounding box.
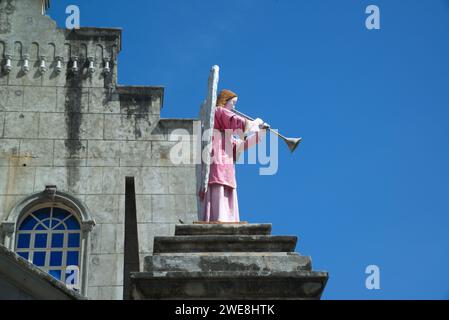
[230,108,302,153]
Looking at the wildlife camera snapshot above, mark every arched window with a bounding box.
[15,204,82,287]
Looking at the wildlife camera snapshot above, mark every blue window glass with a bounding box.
[67,251,79,266]
[33,252,46,266]
[65,216,80,230]
[51,233,64,248]
[54,223,66,230]
[51,218,62,229]
[68,234,80,248]
[19,216,38,230]
[34,234,48,248]
[18,252,29,260]
[41,219,51,229]
[35,223,47,230]
[16,206,82,285]
[49,270,62,280]
[33,208,51,220]
[52,208,68,221]
[50,251,63,266]
[17,234,31,248]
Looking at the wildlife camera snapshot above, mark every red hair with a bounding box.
[216,89,238,107]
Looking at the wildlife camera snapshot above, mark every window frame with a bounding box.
[0,191,95,297]
[15,203,83,286]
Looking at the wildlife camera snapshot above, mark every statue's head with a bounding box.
[216,89,238,110]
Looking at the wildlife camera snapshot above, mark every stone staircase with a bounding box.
[130,223,328,300]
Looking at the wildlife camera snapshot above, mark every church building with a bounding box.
[1,0,328,301]
[0,0,198,299]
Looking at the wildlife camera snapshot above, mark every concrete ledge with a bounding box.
[153,252,296,257]
[117,86,164,109]
[131,270,328,300]
[153,235,297,253]
[175,224,272,236]
[144,253,312,273]
[65,28,122,52]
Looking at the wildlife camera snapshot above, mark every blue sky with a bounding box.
[48,0,449,299]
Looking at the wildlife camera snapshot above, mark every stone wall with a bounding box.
[0,0,198,299]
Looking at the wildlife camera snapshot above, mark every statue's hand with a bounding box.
[248,118,264,133]
[254,118,264,126]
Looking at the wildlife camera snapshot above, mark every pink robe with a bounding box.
[199,107,264,222]
[208,107,247,189]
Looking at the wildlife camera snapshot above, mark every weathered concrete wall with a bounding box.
[0,0,198,300]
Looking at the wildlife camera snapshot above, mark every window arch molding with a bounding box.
[0,189,95,296]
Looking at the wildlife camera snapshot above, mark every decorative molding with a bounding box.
[3,54,12,73]
[44,185,57,201]
[81,220,96,232]
[0,0,16,34]
[103,57,111,76]
[39,55,47,74]
[71,56,79,73]
[55,55,64,74]
[3,189,95,228]
[22,53,30,74]
[0,221,15,236]
[87,56,95,76]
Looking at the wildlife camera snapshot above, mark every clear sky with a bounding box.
[48,0,449,299]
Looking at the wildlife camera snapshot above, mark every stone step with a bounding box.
[175,224,272,236]
[153,235,297,254]
[144,253,312,273]
[193,222,249,225]
[153,252,300,256]
[130,270,329,300]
